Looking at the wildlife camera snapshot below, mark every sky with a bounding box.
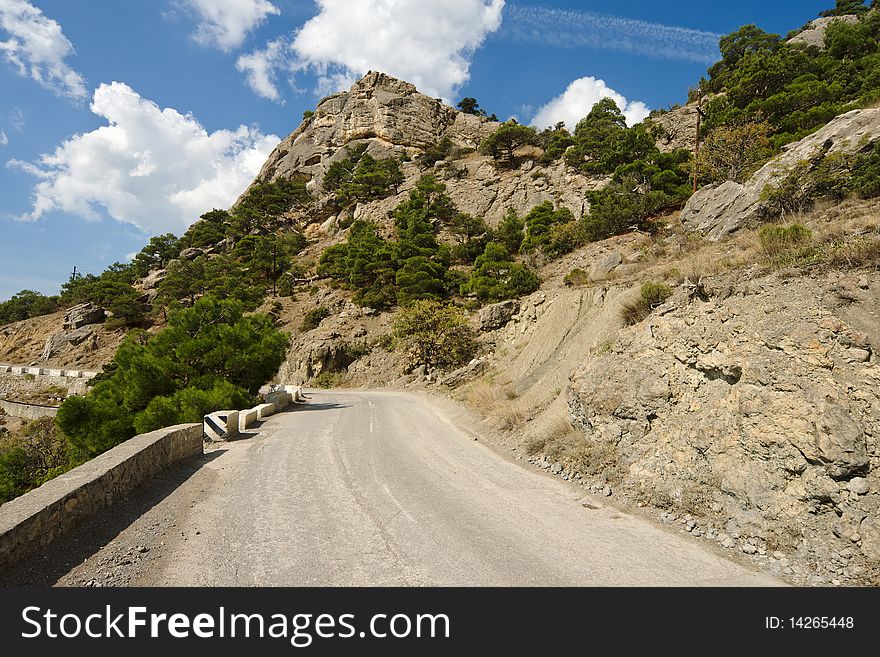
[0,0,848,300]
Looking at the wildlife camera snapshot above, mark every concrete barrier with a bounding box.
[255,403,275,420]
[265,391,292,410]
[0,399,59,420]
[239,408,259,431]
[283,385,304,402]
[203,411,240,442]
[0,423,202,570]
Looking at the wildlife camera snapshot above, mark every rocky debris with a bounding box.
[41,326,96,361]
[63,303,105,330]
[442,358,488,387]
[141,268,167,290]
[787,15,861,49]
[565,271,880,584]
[479,300,520,331]
[646,104,698,154]
[589,251,623,281]
[681,108,880,239]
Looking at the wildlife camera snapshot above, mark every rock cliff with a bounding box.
[681,108,880,240]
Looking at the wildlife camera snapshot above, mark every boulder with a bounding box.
[63,303,105,330]
[589,251,623,281]
[479,300,520,331]
[41,326,95,361]
[178,247,204,260]
[141,268,167,290]
[442,358,488,387]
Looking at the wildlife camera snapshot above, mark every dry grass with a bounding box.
[462,379,527,431]
[525,416,626,484]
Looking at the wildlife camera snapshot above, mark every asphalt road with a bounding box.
[138,390,781,587]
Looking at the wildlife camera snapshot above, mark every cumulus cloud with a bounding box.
[186,0,280,51]
[504,5,720,64]
[237,0,505,102]
[235,36,286,102]
[532,77,650,131]
[11,82,279,235]
[0,0,87,98]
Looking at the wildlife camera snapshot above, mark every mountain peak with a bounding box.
[251,71,499,191]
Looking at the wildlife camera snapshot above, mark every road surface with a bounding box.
[5,390,783,586]
[151,390,780,586]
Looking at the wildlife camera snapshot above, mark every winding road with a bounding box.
[5,390,783,586]
[148,390,780,586]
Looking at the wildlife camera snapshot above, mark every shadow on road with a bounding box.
[288,401,349,412]
[0,450,223,587]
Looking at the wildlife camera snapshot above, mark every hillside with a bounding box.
[1,2,879,584]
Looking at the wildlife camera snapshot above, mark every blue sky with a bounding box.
[0,0,847,300]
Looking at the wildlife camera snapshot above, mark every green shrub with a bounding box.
[0,290,60,326]
[324,144,404,207]
[56,297,287,460]
[480,123,539,167]
[312,371,344,389]
[758,223,813,257]
[564,268,590,287]
[392,300,478,371]
[301,307,330,332]
[520,202,575,254]
[461,243,540,303]
[621,282,673,325]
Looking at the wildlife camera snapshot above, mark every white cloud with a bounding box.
[238,0,505,102]
[504,5,720,65]
[532,77,650,131]
[236,36,286,101]
[186,0,280,51]
[0,0,87,98]
[0,131,7,146]
[12,82,280,235]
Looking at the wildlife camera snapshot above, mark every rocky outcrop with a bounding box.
[589,251,623,281]
[63,303,105,330]
[787,15,861,49]
[647,104,698,154]
[250,71,499,195]
[41,327,96,362]
[566,273,880,584]
[244,72,603,227]
[681,108,880,239]
[479,301,519,331]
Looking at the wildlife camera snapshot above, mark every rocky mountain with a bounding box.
[245,71,603,234]
[3,53,879,585]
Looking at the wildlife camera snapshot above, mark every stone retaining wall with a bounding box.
[0,368,93,399]
[0,424,202,570]
[0,399,58,420]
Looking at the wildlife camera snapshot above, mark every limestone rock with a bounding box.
[63,303,105,330]
[646,104,698,154]
[681,108,880,239]
[566,272,880,579]
[248,71,499,195]
[442,359,488,387]
[479,301,520,331]
[787,15,861,50]
[141,268,166,291]
[41,327,95,361]
[239,72,602,227]
[589,251,623,281]
[178,247,204,260]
